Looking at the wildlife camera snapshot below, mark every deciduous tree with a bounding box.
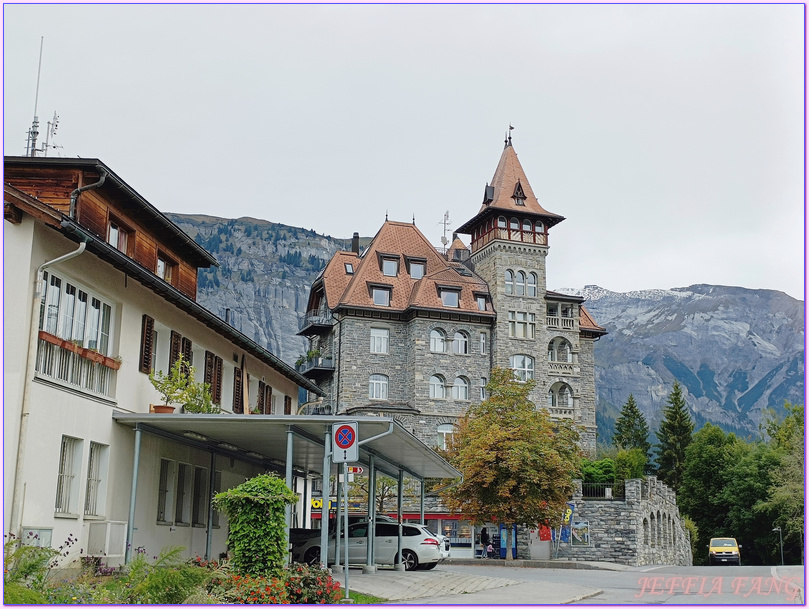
[654,381,694,491]
[441,368,582,560]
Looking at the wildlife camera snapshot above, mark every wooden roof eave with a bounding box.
[455,204,565,235]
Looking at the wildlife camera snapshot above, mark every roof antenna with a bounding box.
[385,211,389,221]
[438,210,451,253]
[25,37,60,157]
[412,214,416,225]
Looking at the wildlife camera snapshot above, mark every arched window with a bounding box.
[509,217,519,231]
[497,216,507,228]
[452,331,468,354]
[522,219,532,233]
[548,337,573,362]
[430,329,446,353]
[436,424,454,450]
[535,221,544,233]
[505,270,514,295]
[527,273,537,297]
[452,377,469,400]
[369,374,388,400]
[515,271,526,296]
[510,354,534,382]
[429,375,446,399]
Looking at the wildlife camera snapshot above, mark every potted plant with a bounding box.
[148,356,193,413]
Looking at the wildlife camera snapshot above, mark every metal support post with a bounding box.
[285,427,294,564]
[363,454,376,573]
[395,469,404,571]
[125,426,142,564]
[320,428,331,569]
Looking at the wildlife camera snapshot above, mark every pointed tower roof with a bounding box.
[456,141,565,234]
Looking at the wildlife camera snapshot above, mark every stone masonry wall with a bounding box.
[553,477,693,566]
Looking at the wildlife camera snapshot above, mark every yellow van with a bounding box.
[708,537,741,565]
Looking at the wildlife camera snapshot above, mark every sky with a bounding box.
[3,4,805,300]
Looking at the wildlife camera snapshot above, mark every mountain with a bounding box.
[559,285,805,439]
[167,214,804,438]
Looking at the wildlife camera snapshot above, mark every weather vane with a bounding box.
[505,123,514,148]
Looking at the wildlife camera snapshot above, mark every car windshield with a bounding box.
[713,539,736,547]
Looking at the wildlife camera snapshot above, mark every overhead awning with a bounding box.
[112,412,461,480]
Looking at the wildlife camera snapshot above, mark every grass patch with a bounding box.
[340,589,389,604]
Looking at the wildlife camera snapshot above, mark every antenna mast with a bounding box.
[439,210,452,254]
[25,37,60,157]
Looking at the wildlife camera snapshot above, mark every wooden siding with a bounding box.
[7,165,199,299]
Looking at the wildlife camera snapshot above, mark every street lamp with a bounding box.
[772,527,784,565]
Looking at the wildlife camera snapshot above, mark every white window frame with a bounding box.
[370,327,390,354]
[510,354,535,382]
[40,271,115,355]
[441,289,460,308]
[480,377,487,400]
[479,332,487,354]
[515,271,526,296]
[369,374,389,400]
[409,262,425,279]
[436,424,455,450]
[452,376,469,401]
[505,270,514,295]
[55,436,83,515]
[508,311,536,339]
[452,331,469,354]
[430,329,446,353]
[429,375,446,399]
[527,273,537,297]
[84,442,109,517]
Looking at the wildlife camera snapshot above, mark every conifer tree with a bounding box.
[612,394,652,464]
[654,381,694,491]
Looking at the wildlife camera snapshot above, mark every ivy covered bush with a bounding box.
[212,473,297,576]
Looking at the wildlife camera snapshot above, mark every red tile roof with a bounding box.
[324,221,494,316]
[579,305,606,334]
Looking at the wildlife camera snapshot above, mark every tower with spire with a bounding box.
[456,135,605,454]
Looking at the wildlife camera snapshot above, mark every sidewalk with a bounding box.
[336,566,601,604]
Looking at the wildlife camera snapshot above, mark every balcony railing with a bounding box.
[298,311,335,333]
[581,481,626,501]
[546,316,576,330]
[470,228,548,253]
[549,407,574,420]
[36,337,116,397]
[548,361,575,375]
[296,356,335,377]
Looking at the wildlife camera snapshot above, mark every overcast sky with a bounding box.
[3,4,804,300]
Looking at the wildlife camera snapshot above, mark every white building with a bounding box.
[3,157,326,566]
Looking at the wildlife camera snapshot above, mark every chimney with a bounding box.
[225,308,231,325]
[351,232,360,254]
[452,232,458,242]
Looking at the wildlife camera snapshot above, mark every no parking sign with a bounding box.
[332,422,358,463]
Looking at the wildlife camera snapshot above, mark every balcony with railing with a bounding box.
[36,332,118,398]
[297,310,335,335]
[296,355,335,380]
[546,315,577,331]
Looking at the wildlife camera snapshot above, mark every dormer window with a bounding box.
[382,257,398,277]
[371,286,391,306]
[439,287,460,308]
[476,295,487,311]
[156,251,177,286]
[345,263,354,274]
[513,181,526,206]
[405,257,427,279]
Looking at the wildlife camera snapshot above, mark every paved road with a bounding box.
[338,561,804,605]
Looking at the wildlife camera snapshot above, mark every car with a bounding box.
[708,537,741,565]
[292,521,444,571]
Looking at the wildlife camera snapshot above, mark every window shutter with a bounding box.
[284,395,292,415]
[181,337,192,367]
[169,331,182,370]
[232,368,243,413]
[139,315,155,373]
[204,351,215,386]
[214,355,223,405]
[257,381,266,413]
[266,385,273,414]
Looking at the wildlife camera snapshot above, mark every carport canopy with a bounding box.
[112,413,461,480]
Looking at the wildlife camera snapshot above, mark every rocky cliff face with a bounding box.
[559,285,805,437]
[168,214,804,437]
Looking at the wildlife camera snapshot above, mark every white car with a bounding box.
[292,521,444,571]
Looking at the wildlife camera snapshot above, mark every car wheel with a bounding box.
[304,547,321,566]
[401,550,418,571]
[421,562,437,570]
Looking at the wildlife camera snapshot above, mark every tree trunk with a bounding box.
[505,524,513,560]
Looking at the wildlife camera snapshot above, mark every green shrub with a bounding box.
[122,546,208,604]
[210,572,289,604]
[212,473,297,577]
[4,582,47,604]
